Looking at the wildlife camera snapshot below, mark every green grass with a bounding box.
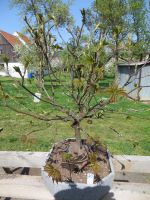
[0,76,150,155]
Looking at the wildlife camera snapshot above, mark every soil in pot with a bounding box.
[44,138,111,184]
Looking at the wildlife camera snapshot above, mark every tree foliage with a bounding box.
[85,0,150,70]
[12,0,73,87]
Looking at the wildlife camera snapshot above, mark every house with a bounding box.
[0,30,30,78]
[118,61,150,101]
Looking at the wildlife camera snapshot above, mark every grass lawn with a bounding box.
[0,76,150,155]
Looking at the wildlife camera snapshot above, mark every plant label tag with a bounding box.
[34,92,41,103]
[87,173,94,184]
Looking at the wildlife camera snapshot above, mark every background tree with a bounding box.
[12,0,73,92]
[87,0,128,78]
[125,0,150,61]
[85,0,150,78]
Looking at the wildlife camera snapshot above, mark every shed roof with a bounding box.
[118,61,150,67]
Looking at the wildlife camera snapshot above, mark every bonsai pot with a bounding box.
[41,139,115,200]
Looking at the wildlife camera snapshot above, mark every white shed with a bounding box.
[118,61,150,101]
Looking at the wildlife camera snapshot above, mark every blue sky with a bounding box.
[0,0,24,33]
[0,0,93,35]
[0,0,149,43]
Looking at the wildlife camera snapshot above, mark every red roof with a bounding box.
[0,30,21,46]
[17,32,30,44]
[0,30,30,46]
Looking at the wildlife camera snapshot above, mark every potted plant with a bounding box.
[41,138,115,200]
[2,0,147,199]
[19,9,118,197]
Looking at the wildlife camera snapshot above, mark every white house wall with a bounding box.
[0,63,7,76]
[0,62,28,78]
[0,70,8,76]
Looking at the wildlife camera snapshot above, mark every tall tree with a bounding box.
[127,0,150,61]
[86,0,150,79]
[12,0,73,91]
[93,0,128,78]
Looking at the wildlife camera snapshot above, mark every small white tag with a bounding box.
[87,173,94,184]
[34,93,41,103]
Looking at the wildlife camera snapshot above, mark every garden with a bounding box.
[0,76,150,155]
[0,0,150,199]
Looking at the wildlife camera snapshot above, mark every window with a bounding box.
[129,66,136,75]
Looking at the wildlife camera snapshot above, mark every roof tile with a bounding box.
[0,30,30,46]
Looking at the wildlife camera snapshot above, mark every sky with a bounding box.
[0,0,93,35]
[0,0,149,43]
[0,0,24,33]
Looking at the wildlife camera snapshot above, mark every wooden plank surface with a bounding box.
[113,155,150,173]
[0,151,150,173]
[0,175,53,200]
[103,182,150,200]
[0,175,150,200]
[0,151,150,199]
[114,172,150,183]
[0,151,49,168]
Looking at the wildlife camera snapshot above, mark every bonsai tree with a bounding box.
[11,10,126,146]
[1,0,149,184]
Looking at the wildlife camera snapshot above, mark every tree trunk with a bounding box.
[115,39,119,83]
[37,67,44,92]
[6,63,10,77]
[73,121,81,148]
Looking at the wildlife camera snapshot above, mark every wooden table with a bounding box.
[0,151,150,200]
